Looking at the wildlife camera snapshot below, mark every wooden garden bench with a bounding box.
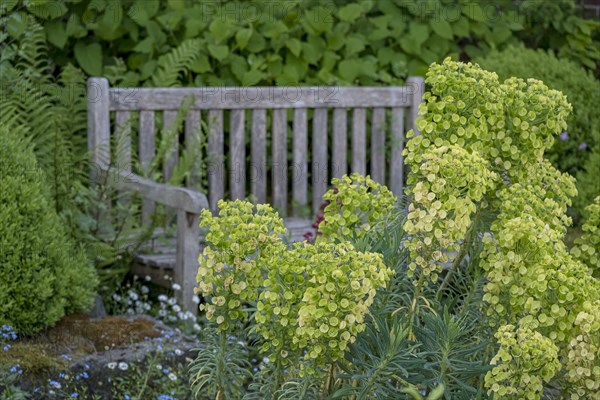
[87,77,424,311]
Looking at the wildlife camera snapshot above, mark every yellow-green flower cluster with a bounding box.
[195,200,286,331]
[484,325,560,400]
[254,241,393,373]
[405,58,571,180]
[319,173,395,241]
[403,145,497,281]
[571,196,600,277]
[496,161,576,235]
[564,301,600,400]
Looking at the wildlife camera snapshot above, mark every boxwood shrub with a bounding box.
[0,128,98,335]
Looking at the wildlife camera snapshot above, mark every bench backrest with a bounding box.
[87,78,424,217]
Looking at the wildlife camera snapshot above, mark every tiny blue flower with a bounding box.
[3,344,10,351]
[559,131,569,141]
[71,393,78,398]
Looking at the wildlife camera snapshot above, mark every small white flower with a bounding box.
[107,362,117,370]
[193,323,201,332]
[112,294,121,302]
[156,364,163,370]
[141,286,149,294]
[145,275,152,281]
[172,305,181,313]
[172,283,182,291]
[168,297,177,306]
[177,311,185,320]
[174,349,183,356]
[158,295,168,302]
[129,291,139,301]
[126,308,134,315]
[192,295,200,304]
[118,362,129,371]
[158,310,167,317]
[144,303,151,310]
[168,372,178,381]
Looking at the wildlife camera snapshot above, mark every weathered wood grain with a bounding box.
[272,109,288,215]
[371,107,386,185]
[251,109,267,204]
[230,109,246,200]
[332,108,347,179]
[292,108,308,217]
[312,108,328,213]
[352,108,366,175]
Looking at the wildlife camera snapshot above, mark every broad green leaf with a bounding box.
[430,19,453,40]
[156,11,183,31]
[74,41,103,76]
[326,30,345,51]
[66,14,87,38]
[261,21,288,39]
[146,21,166,46]
[45,20,67,49]
[140,60,157,80]
[321,51,340,72]
[409,21,429,46]
[338,3,362,22]
[452,17,470,37]
[208,44,229,61]
[185,19,205,39]
[338,59,359,82]
[242,69,263,86]
[345,35,365,56]
[463,3,486,22]
[167,0,185,11]
[229,54,248,81]
[492,25,512,43]
[190,54,211,73]
[99,2,123,33]
[377,47,396,66]
[26,1,68,19]
[368,28,391,41]
[133,37,154,53]
[304,6,334,34]
[245,32,266,53]
[236,29,253,50]
[370,15,390,30]
[210,19,235,43]
[286,38,302,57]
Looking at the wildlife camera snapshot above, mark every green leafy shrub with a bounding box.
[1,0,524,87]
[318,173,395,241]
[0,128,98,335]
[476,45,600,218]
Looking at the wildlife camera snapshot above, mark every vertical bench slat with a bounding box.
[251,109,267,204]
[139,110,155,224]
[407,76,425,135]
[292,108,308,216]
[115,111,132,209]
[332,108,347,179]
[312,108,328,214]
[272,109,287,215]
[352,108,367,175]
[185,110,202,190]
[390,107,405,197]
[230,109,246,200]
[162,111,178,183]
[88,78,111,232]
[115,111,132,173]
[208,109,224,211]
[371,107,386,185]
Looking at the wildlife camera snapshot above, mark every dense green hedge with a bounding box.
[476,45,600,220]
[0,128,98,335]
[3,0,530,87]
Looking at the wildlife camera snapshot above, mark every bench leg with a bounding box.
[176,210,201,315]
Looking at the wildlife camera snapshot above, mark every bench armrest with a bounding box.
[113,169,209,214]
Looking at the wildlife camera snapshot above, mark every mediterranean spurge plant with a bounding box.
[190,200,393,399]
[402,58,600,399]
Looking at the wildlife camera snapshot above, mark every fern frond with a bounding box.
[151,39,202,87]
